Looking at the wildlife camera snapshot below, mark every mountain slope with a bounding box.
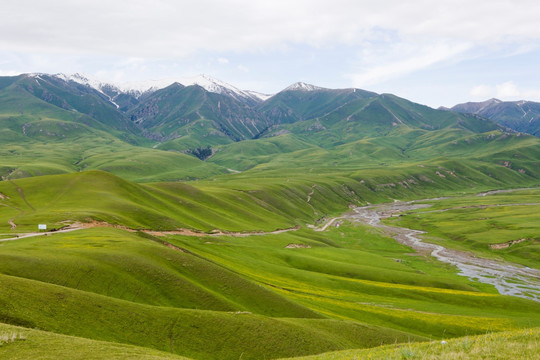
[256,92,501,149]
[10,74,142,142]
[257,83,377,125]
[128,84,270,149]
[450,98,540,136]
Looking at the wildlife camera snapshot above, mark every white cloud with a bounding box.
[217,57,229,64]
[470,81,540,101]
[350,41,471,87]
[2,0,540,58]
[495,81,520,98]
[237,65,250,73]
[470,85,492,98]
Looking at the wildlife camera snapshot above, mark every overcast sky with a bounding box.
[1,0,540,107]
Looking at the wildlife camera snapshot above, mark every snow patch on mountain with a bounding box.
[114,79,179,97]
[178,74,260,103]
[47,73,121,108]
[245,90,273,101]
[50,73,268,104]
[284,82,323,92]
[54,73,110,92]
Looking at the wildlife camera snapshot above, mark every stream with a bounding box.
[342,201,540,302]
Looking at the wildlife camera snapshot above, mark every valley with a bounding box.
[327,195,540,301]
[0,73,539,359]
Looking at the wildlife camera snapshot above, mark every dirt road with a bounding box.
[0,222,299,242]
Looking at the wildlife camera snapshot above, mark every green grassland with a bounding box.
[1,158,537,235]
[163,225,540,337]
[0,114,226,182]
[385,189,540,269]
[0,323,189,360]
[0,166,539,359]
[0,229,423,359]
[1,222,539,359]
[280,327,540,360]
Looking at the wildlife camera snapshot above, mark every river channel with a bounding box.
[341,201,540,302]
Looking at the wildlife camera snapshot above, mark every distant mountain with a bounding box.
[53,73,263,106]
[1,73,142,142]
[449,98,540,137]
[257,83,377,125]
[0,73,508,154]
[257,88,501,148]
[2,72,540,185]
[128,83,271,149]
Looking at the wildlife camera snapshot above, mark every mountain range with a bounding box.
[4,73,528,151]
[1,72,539,183]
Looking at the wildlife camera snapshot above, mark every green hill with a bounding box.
[280,327,540,360]
[0,322,189,360]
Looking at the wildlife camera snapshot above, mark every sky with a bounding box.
[1,0,540,108]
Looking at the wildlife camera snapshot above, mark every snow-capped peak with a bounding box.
[284,82,322,92]
[53,73,112,92]
[44,72,270,104]
[115,74,266,103]
[179,74,255,101]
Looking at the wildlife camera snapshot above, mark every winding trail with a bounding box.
[9,180,35,211]
[319,200,540,302]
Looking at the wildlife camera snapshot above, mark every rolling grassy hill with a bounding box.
[0,170,539,359]
[0,322,190,360]
[1,74,540,359]
[280,328,540,360]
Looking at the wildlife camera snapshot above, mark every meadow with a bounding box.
[281,327,540,360]
[1,171,539,358]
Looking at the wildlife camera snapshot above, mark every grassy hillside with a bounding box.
[0,74,141,143]
[0,266,420,360]
[0,322,189,360]
[0,113,226,182]
[164,226,540,338]
[280,327,540,360]
[0,227,317,316]
[0,76,229,182]
[0,170,539,359]
[1,219,539,358]
[257,86,376,124]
